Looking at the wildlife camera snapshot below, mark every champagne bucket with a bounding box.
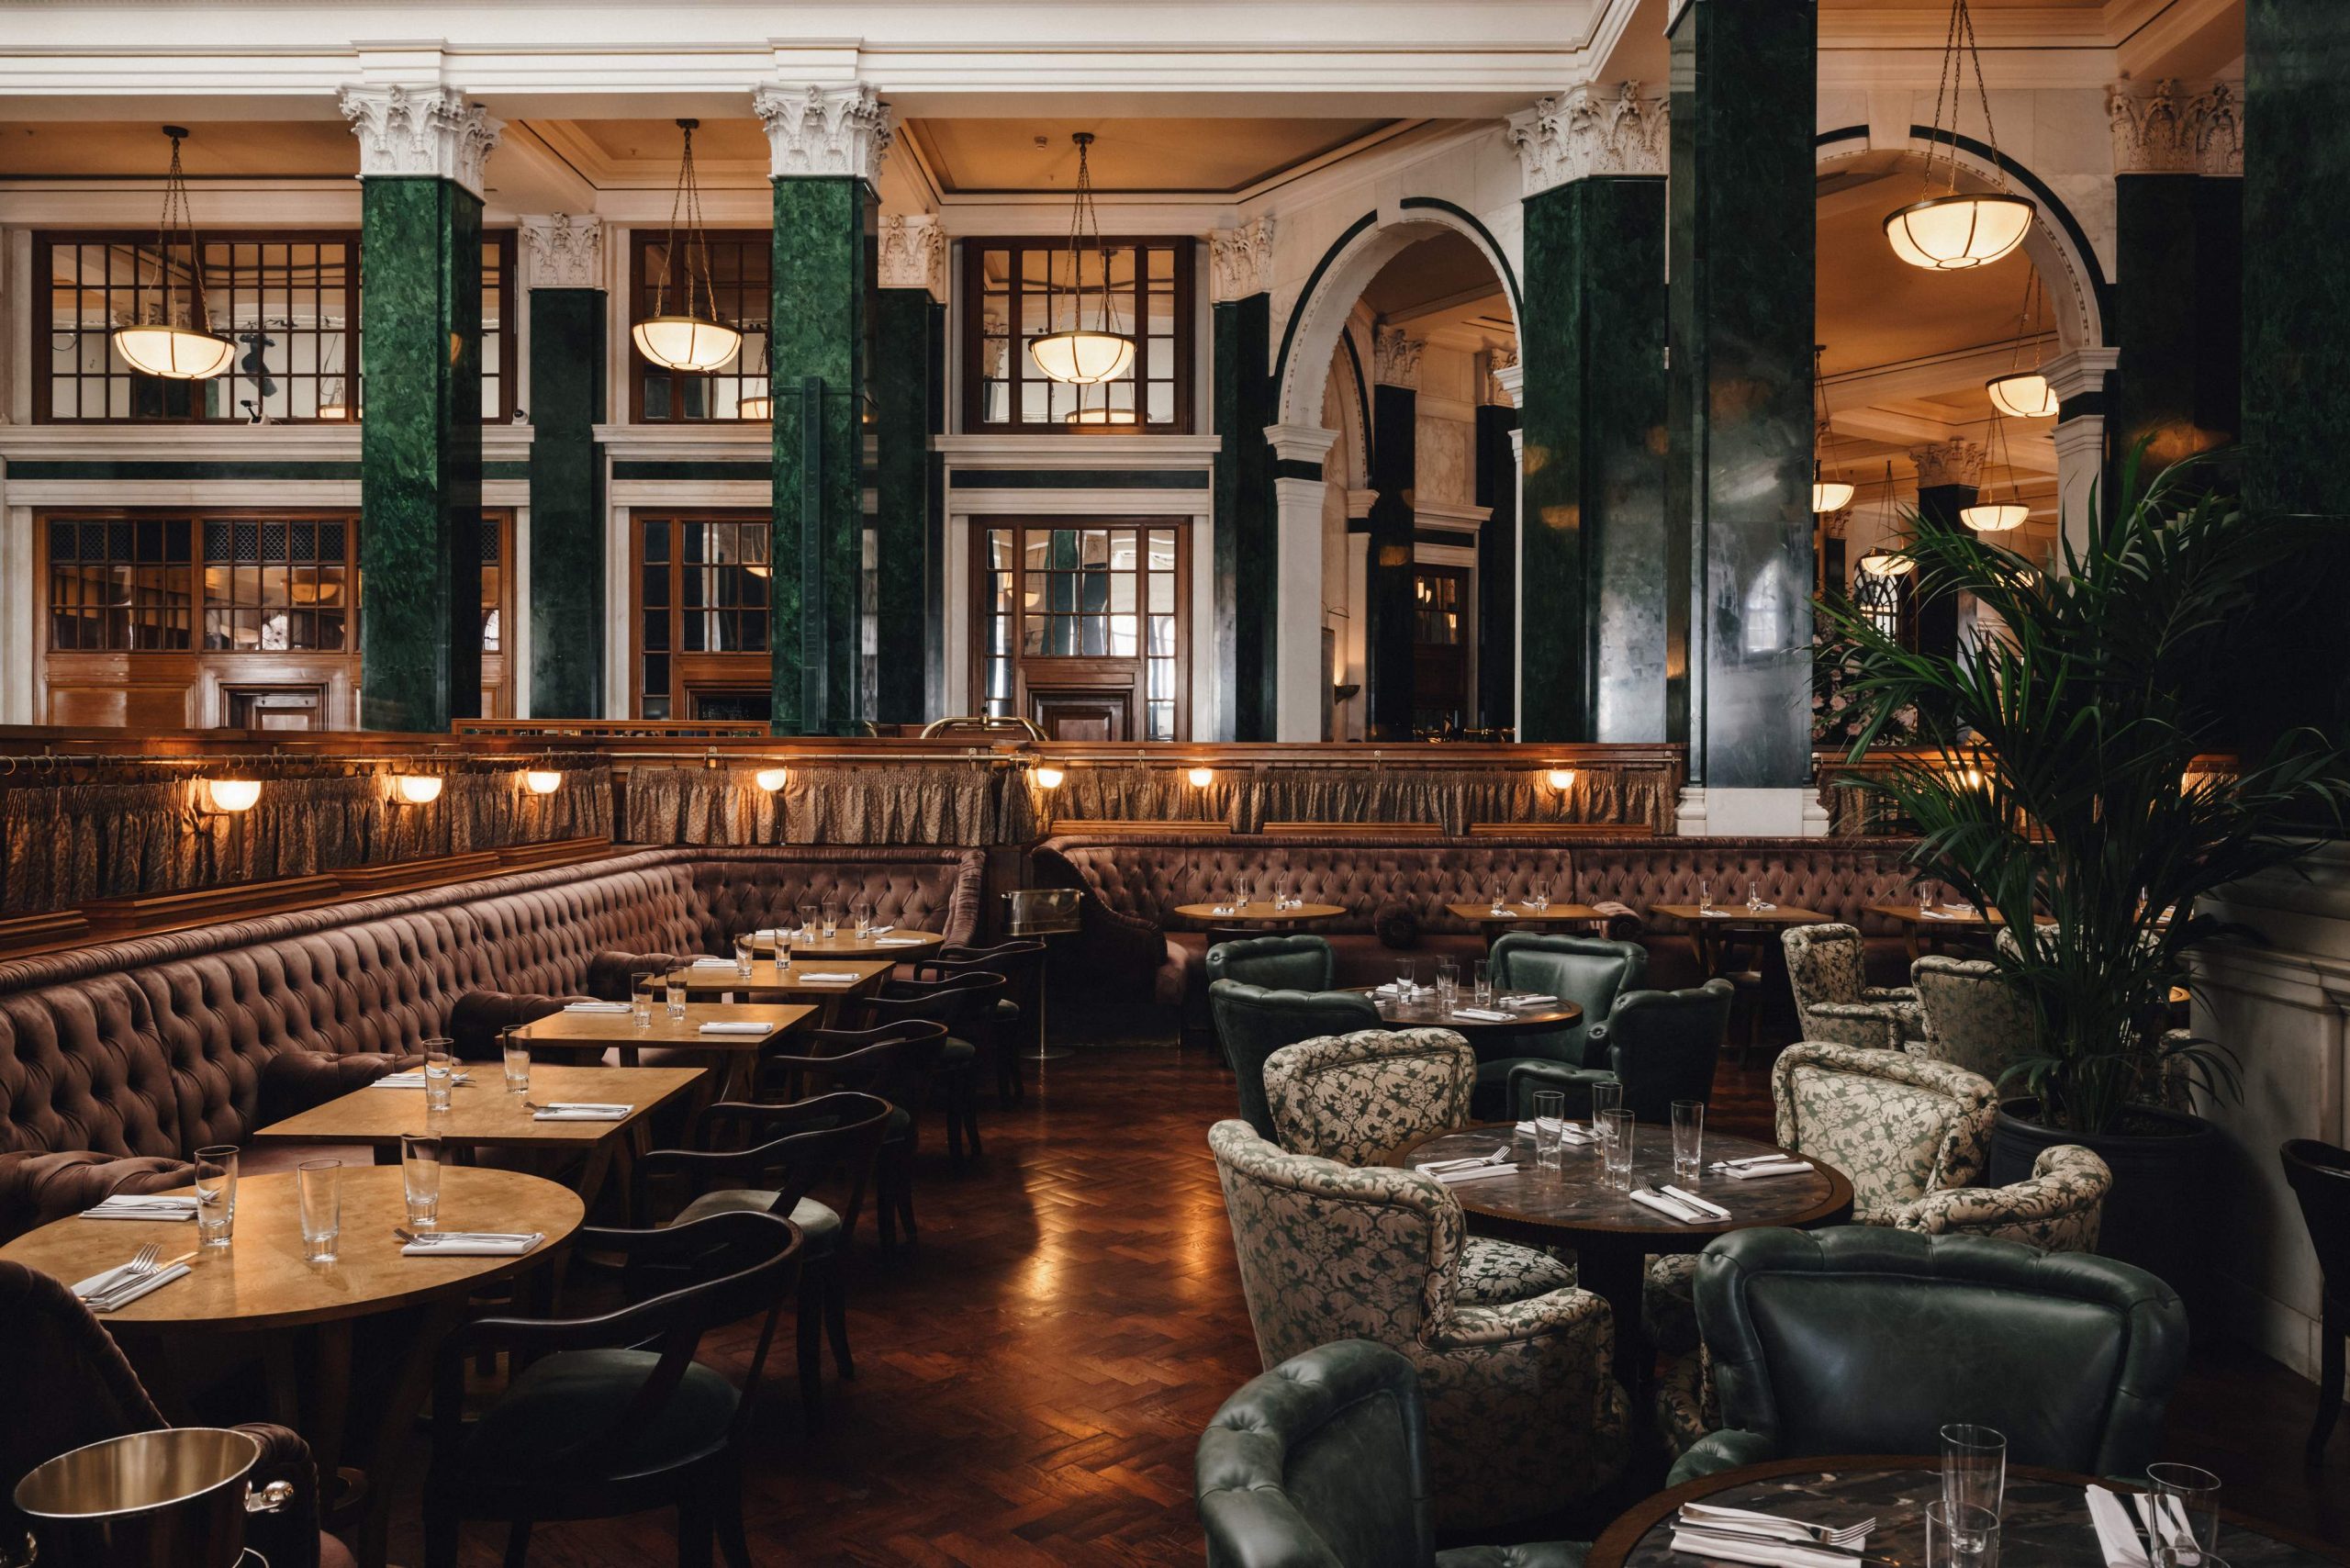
[14,1428,292,1568]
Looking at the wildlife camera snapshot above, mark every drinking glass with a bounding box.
[500,1032,531,1094]
[1472,959,1494,1008]
[1532,1090,1566,1170]
[1697,878,1714,913]
[2146,1463,2222,1565]
[422,1042,455,1114]
[797,902,818,940]
[1670,1100,1705,1181]
[1528,877,1550,912]
[1747,880,1763,911]
[1925,1500,1999,1568]
[631,972,654,1029]
[1942,1424,2008,1522]
[665,975,688,1021]
[774,937,793,973]
[401,1134,443,1227]
[1919,879,1939,913]
[1395,958,1417,994]
[1234,877,1252,911]
[853,899,874,938]
[193,1144,237,1249]
[297,1159,341,1263]
[1434,958,1459,1017]
[1272,874,1290,911]
[734,935,755,978]
[822,899,841,940]
[1489,880,1508,914]
[1590,1078,1623,1142]
[1599,1108,1635,1192]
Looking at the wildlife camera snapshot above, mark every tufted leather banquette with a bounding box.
[1031,833,1923,1020]
[0,846,982,1238]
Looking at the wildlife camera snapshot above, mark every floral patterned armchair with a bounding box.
[1911,956,2035,1080]
[1262,1028,1476,1167]
[1783,924,1923,1052]
[1895,1143,2112,1250]
[1773,1041,1998,1222]
[1208,1119,1628,1529]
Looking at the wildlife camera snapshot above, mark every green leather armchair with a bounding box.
[1209,981,1382,1140]
[1670,1226,2188,1486]
[1475,934,1647,1117]
[1195,1338,1583,1568]
[1209,934,1338,993]
[1506,980,1732,1124]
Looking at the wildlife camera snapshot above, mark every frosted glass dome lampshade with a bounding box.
[1186,765,1214,788]
[737,395,770,420]
[1859,551,1917,578]
[199,778,262,813]
[1812,479,1856,513]
[1545,768,1577,792]
[392,774,443,805]
[632,314,741,373]
[1884,192,2035,271]
[1962,500,2031,532]
[522,769,563,795]
[1035,765,1066,790]
[1985,371,2058,418]
[1028,328,1134,387]
[754,767,789,793]
[112,322,236,381]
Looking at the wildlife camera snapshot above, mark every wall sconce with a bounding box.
[522,770,563,795]
[754,767,789,793]
[1545,768,1577,793]
[199,778,263,814]
[1035,765,1066,790]
[392,774,443,805]
[1187,766,1214,789]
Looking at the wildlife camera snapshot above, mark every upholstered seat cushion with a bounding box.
[1643,1252,1701,1352]
[940,1036,977,1067]
[453,1348,738,1483]
[674,1190,841,1252]
[1460,1238,1577,1306]
[1437,1544,1586,1568]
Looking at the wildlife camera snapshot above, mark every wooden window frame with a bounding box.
[631,510,775,720]
[626,230,773,424]
[32,229,516,426]
[957,237,1196,436]
[968,517,1192,741]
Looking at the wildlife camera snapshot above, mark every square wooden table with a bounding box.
[1445,901,1611,949]
[514,1002,814,1100]
[1648,903,1834,976]
[249,1062,705,1212]
[1864,902,2006,961]
[657,958,893,1025]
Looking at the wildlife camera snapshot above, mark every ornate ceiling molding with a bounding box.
[1506,81,1668,199]
[517,214,604,292]
[1209,217,1278,303]
[337,84,502,199]
[2107,79,2243,176]
[1483,344,1520,408]
[877,213,946,297]
[1372,326,1425,390]
[752,83,894,184]
[1910,438,1987,489]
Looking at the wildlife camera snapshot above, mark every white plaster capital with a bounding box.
[1507,81,1668,198]
[752,82,893,183]
[1371,327,1424,391]
[337,83,502,199]
[2042,346,2122,408]
[877,212,946,297]
[1488,353,1524,410]
[2108,79,2242,177]
[517,214,605,291]
[1209,217,1278,303]
[1263,422,1340,465]
[1909,438,1986,488]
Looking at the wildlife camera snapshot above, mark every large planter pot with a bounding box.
[1990,1098,2224,1306]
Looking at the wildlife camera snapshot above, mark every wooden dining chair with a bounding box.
[635,1091,892,1432]
[750,1021,947,1249]
[918,940,1046,1103]
[853,971,1006,1163]
[422,1210,802,1568]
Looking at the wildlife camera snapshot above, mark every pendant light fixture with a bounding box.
[1858,463,1916,577]
[1029,133,1135,386]
[1961,387,2031,532]
[632,119,743,374]
[112,128,236,382]
[1884,0,2035,272]
[1985,269,2060,418]
[1810,345,1854,513]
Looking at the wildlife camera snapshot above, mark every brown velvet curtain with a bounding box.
[0,764,614,915]
[1038,762,1678,835]
[623,763,1022,848]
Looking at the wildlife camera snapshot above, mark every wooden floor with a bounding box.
[386,1040,2350,1566]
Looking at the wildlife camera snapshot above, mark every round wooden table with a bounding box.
[1387,1124,1852,1388]
[1,1165,583,1568]
[1172,901,1345,931]
[1344,987,1582,1036]
[1589,1455,2350,1568]
[743,925,947,962]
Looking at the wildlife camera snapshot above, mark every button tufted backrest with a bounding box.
[1569,839,1920,935]
[680,846,984,951]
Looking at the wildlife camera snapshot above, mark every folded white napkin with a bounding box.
[868,925,893,935]
[1451,1007,1512,1022]
[83,1195,198,1222]
[1746,902,1779,913]
[73,1262,191,1313]
[1681,1504,1868,1545]
[689,957,737,969]
[698,1021,772,1035]
[562,1000,632,1013]
[1377,982,1431,999]
[1923,908,1964,920]
[797,971,862,983]
[1659,1182,1731,1218]
[1669,1528,1860,1568]
[532,1103,632,1122]
[875,936,924,946]
[372,1071,472,1087]
[1513,1118,1595,1144]
[1429,1162,1519,1184]
[1632,1189,1707,1224]
[2087,1486,2152,1568]
[401,1231,545,1257]
[1505,993,1561,1007]
[1210,905,1237,916]
[1717,1159,1812,1180]
[751,928,788,940]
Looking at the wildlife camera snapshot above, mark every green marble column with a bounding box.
[1214,291,1277,741]
[1665,0,1817,789]
[2115,174,2243,467]
[526,280,606,717]
[1516,168,1668,744]
[358,175,483,731]
[1366,342,1420,741]
[872,284,942,728]
[1912,457,1976,664]
[1473,397,1519,734]
[768,176,872,736]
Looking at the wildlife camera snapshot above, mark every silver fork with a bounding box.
[1421,1146,1511,1174]
[82,1243,162,1302]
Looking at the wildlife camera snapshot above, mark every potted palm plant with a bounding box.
[1819,452,2347,1288]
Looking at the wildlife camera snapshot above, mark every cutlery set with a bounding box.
[73,1243,198,1310]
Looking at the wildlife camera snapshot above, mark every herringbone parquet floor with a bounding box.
[387,1040,2350,1566]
